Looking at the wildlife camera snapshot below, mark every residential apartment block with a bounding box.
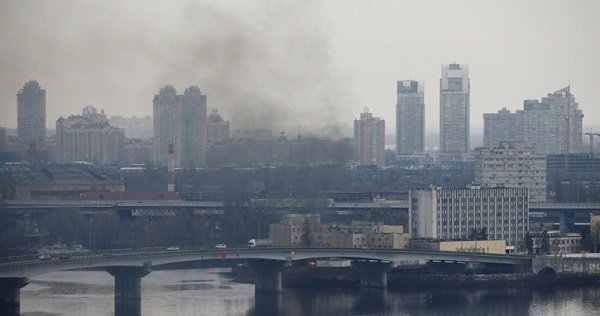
[354,108,385,167]
[153,85,207,167]
[483,87,583,154]
[475,141,547,202]
[17,80,46,154]
[56,106,125,164]
[207,109,230,144]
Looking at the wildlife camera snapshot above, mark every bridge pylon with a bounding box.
[352,260,392,288]
[107,265,151,316]
[0,277,29,316]
[247,259,286,292]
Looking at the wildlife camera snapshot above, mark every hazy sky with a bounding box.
[1,0,599,144]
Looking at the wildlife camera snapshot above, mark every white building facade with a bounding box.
[409,187,529,252]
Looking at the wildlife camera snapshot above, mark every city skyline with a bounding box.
[1,1,599,139]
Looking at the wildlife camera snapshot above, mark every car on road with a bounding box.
[38,254,51,261]
[214,244,227,249]
[166,246,180,251]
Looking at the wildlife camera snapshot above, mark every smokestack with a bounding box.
[168,144,175,192]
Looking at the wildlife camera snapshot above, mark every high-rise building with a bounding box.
[354,108,385,167]
[440,64,470,153]
[475,141,547,203]
[207,109,230,144]
[396,80,425,155]
[108,115,153,139]
[17,80,46,154]
[483,87,583,154]
[483,108,521,148]
[153,85,207,167]
[56,105,125,164]
[409,186,529,253]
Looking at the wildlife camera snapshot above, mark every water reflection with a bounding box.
[20,269,600,316]
[353,288,390,315]
[247,292,282,316]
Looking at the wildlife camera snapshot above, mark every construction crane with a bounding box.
[582,129,600,157]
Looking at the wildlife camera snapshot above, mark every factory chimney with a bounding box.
[168,144,175,192]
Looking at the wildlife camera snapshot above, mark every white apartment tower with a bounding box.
[475,141,547,203]
[17,80,46,154]
[409,187,529,252]
[153,85,207,167]
[396,80,425,155]
[440,64,470,153]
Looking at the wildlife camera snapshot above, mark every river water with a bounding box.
[21,268,600,316]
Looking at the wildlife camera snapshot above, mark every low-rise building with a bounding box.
[410,239,506,254]
[269,215,408,249]
[5,163,124,199]
[529,230,582,255]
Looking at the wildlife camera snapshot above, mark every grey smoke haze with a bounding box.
[0,1,353,137]
[2,0,600,145]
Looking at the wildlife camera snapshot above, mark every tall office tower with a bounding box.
[440,64,470,153]
[409,187,529,253]
[56,105,125,164]
[396,80,425,155]
[475,142,547,203]
[153,85,207,167]
[483,87,583,154]
[207,109,230,144]
[17,80,46,154]
[354,108,385,167]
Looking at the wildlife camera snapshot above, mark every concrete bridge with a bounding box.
[0,247,529,316]
[532,254,600,274]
